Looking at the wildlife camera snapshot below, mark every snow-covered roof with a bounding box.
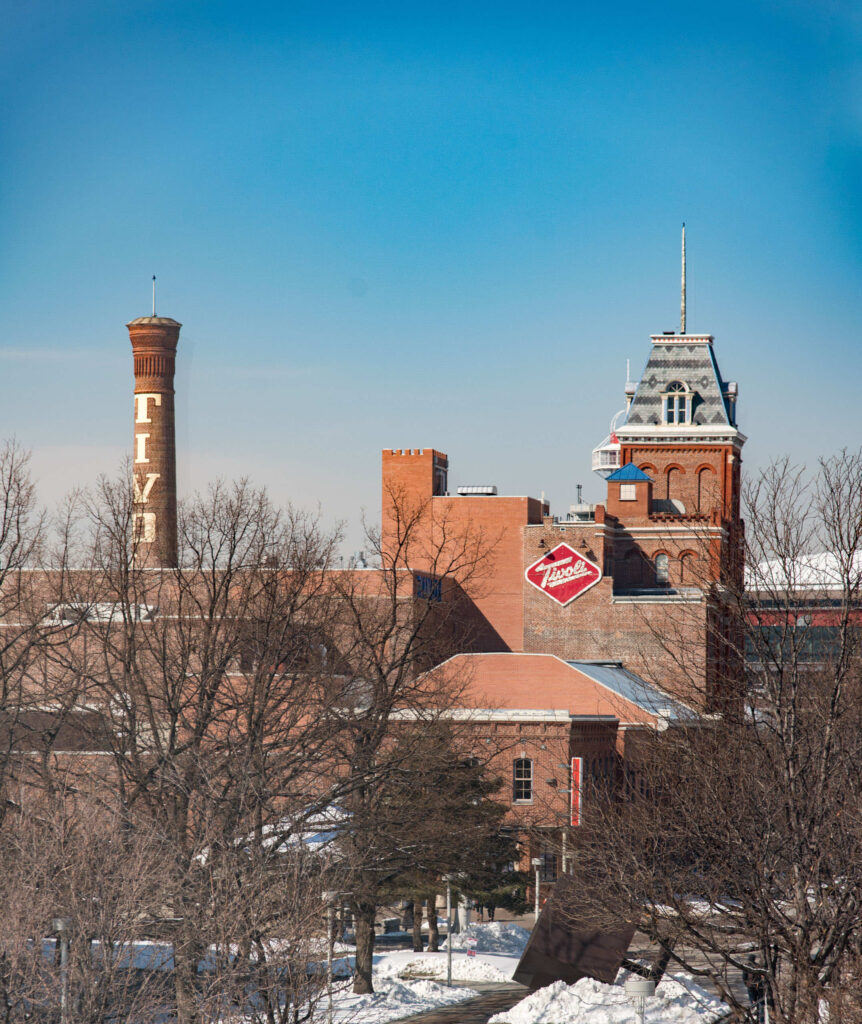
[747,551,862,592]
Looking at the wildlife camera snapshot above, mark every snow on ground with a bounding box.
[442,922,531,956]
[311,923,529,1021]
[374,949,512,984]
[322,976,479,1024]
[371,922,529,984]
[488,972,728,1024]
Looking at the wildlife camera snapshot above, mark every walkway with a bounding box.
[395,983,528,1024]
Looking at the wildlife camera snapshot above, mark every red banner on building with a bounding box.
[525,543,601,607]
[571,757,583,826]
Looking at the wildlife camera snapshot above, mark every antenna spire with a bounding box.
[680,223,686,334]
[152,275,157,318]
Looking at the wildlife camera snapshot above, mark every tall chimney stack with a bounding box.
[127,315,181,568]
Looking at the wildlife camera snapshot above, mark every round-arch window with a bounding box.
[655,553,669,584]
[663,381,689,424]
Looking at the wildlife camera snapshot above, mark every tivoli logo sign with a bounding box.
[525,542,601,606]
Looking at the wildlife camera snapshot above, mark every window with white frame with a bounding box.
[513,758,533,802]
[662,381,690,424]
[619,483,637,501]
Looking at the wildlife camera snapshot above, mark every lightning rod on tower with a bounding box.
[681,224,686,334]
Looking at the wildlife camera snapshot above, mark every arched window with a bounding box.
[680,552,696,584]
[697,466,716,512]
[513,758,533,802]
[655,553,669,585]
[616,548,644,588]
[662,381,690,425]
[666,466,681,501]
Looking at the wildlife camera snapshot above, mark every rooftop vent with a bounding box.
[568,503,596,523]
[457,485,498,496]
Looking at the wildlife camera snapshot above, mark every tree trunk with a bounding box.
[173,940,200,1024]
[401,901,414,932]
[426,895,439,952]
[412,899,423,952]
[353,901,377,994]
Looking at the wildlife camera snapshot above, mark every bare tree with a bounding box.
[560,450,862,1023]
[43,473,347,1024]
[321,494,508,994]
[0,460,520,1018]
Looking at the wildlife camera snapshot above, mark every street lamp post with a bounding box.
[624,976,655,1024]
[531,857,542,920]
[443,875,454,987]
[322,892,338,1024]
[52,917,72,1024]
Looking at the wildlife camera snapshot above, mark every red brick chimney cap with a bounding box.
[126,316,182,328]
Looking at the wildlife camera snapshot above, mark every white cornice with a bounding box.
[616,426,746,445]
[650,334,713,345]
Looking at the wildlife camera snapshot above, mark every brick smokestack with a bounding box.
[127,315,181,568]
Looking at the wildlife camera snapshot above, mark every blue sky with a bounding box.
[2,0,861,552]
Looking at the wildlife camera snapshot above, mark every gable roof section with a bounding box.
[622,335,732,429]
[428,652,693,726]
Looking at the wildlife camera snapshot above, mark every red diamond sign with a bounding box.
[525,542,601,607]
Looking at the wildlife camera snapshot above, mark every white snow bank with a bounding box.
[324,977,479,1024]
[372,945,521,983]
[442,922,531,956]
[379,955,511,983]
[489,972,727,1024]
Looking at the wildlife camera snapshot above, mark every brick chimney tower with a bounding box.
[127,315,181,568]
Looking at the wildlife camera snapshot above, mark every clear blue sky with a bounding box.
[2,0,860,552]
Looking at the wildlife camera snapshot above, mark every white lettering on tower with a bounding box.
[135,433,150,464]
[133,473,159,504]
[133,512,157,543]
[134,393,162,424]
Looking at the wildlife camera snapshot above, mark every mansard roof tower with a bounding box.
[613,226,744,589]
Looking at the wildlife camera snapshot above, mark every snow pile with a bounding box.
[381,955,510,983]
[489,973,727,1024]
[371,942,522,984]
[328,977,478,1023]
[442,921,531,956]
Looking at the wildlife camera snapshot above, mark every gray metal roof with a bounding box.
[567,660,695,722]
[623,336,734,429]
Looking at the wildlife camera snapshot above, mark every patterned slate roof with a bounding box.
[623,336,734,428]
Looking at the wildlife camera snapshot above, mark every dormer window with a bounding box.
[663,381,690,425]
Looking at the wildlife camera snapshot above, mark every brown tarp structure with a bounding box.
[513,877,635,990]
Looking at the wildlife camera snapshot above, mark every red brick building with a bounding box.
[382,329,744,708]
[379,328,745,891]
